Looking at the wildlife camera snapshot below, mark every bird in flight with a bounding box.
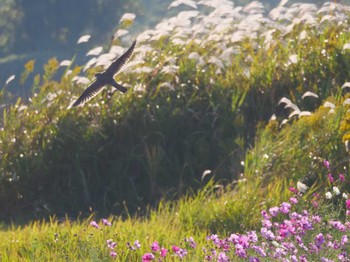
[71,40,136,107]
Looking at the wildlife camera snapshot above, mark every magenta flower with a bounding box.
[142,253,154,262]
[289,187,298,193]
[172,245,180,252]
[323,159,330,169]
[110,251,117,258]
[339,174,345,182]
[346,199,350,209]
[89,221,99,229]
[160,247,167,257]
[328,173,334,183]
[102,218,112,226]
[151,241,160,252]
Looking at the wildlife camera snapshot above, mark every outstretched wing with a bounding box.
[105,40,136,76]
[72,80,105,107]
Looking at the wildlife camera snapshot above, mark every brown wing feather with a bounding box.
[72,80,105,107]
[105,40,136,76]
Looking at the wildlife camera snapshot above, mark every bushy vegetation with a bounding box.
[1,0,350,260]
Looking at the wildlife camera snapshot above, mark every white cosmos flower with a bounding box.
[297,181,308,193]
[342,193,348,199]
[333,187,340,195]
[325,192,332,199]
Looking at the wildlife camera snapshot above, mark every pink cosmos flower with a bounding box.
[110,251,117,258]
[289,187,298,194]
[172,245,180,252]
[328,173,334,183]
[247,231,258,243]
[106,239,117,249]
[329,221,346,231]
[142,253,154,262]
[209,234,220,245]
[217,252,229,262]
[134,240,141,249]
[251,245,266,257]
[235,244,247,258]
[311,200,319,208]
[279,202,291,214]
[339,174,345,182]
[102,218,112,226]
[315,233,325,247]
[341,235,348,246]
[269,206,279,217]
[261,210,270,219]
[323,159,330,169]
[290,197,298,204]
[186,236,196,248]
[346,199,350,209]
[173,248,188,259]
[90,221,99,229]
[160,247,167,257]
[261,228,275,240]
[151,241,160,252]
[338,252,348,261]
[262,219,272,229]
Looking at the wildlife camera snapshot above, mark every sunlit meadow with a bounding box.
[1,0,350,260]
